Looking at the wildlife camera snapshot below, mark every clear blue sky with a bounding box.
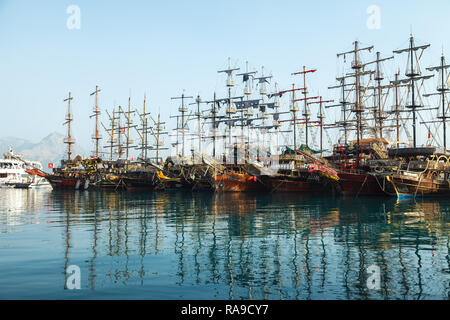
[1,0,449,153]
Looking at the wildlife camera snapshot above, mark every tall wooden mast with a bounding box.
[393,35,433,148]
[110,109,116,160]
[394,73,401,148]
[171,93,193,158]
[342,41,373,145]
[218,58,240,158]
[117,107,123,159]
[118,97,136,160]
[63,91,74,161]
[292,66,317,146]
[363,52,394,139]
[425,54,450,150]
[134,94,155,160]
[188,95,210,155]
[236,61,257,159]
[150,113,168,163]
[308,97,334,152]
[271,85,305,150]
[142,95,148,159]
[90,85,102,158]
[328,77,354,145]
[102,108,117,161]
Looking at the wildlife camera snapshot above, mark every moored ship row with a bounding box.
[22,34,450,198]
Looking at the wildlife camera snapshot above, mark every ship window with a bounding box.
[0,173,7,178]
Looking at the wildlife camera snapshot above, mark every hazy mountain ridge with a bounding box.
[0,132,86,169]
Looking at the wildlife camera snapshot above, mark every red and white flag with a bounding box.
[48,163,54,169]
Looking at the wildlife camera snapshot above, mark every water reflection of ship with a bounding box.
[0,188,52,232]
[57,192,448,298]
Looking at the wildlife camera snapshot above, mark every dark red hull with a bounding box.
[45,175,89,190]
[338,171,388,196]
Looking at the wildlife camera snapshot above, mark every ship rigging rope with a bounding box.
[372,172,396,196]
[354,174,368,199]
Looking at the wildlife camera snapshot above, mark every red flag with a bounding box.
[48,163,54,169]
[398,68,400,76]
[428,128,431,139]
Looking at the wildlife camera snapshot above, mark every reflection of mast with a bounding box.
[63,92,75,161]
[209,199,219,288]
[343,222,351,299]
[356,221,368,299]
[175,210,186,285]
[226,225,234,299]
[414,229,423,299]
[89,199,98,290]
[320,224,327,289]
[63,206,71,289]
[124,203,130,284]
[304,232,312,299]
[292,210,300,299]
[379,247,390,298]
[139,202,148,285]
[397,223,410,298]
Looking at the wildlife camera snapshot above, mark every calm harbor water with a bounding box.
[0,188,449,300]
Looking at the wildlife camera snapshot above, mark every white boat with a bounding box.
[0,147,51,189]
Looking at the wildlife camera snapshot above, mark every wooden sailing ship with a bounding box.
[28,91,94,190]
[387,38,450,198]
[387,149,450,198]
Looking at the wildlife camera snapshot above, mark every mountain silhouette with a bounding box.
[0,132,86,169]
